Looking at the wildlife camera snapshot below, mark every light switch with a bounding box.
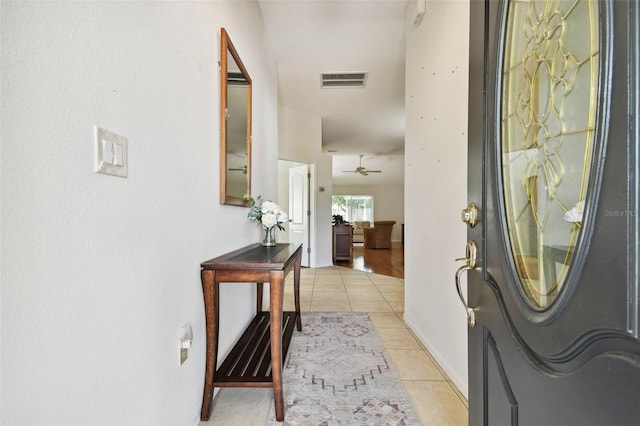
[95,126,128,177]
[113,141,124,166]
[101,138,114,165]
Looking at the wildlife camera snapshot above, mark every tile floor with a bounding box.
[200,266,468,425]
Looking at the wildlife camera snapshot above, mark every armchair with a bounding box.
[352,221,370,244]
[363,221,396,249]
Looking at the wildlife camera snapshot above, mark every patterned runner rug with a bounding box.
[266,312,421,425]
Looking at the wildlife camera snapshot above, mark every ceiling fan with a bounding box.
[342,155,382,176]
[228,165,247,174]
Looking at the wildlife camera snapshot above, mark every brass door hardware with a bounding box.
[455,240,478,327]
[461,203,479,228]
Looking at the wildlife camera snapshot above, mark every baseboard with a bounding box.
[403,313,469,400]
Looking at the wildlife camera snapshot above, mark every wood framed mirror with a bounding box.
[220,28,252,206]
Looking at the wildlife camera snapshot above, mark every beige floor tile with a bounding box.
[314,282,346,292]
[378,288,404,301]
[283,291,312,311]
[343,281,376,291]
[376,327,422,349]
[342,275,374,283]
[374,282,405,291]
[315,275,344,282]
[298,299,312,312]
[340,273,372,281]
[346,290,385,302]
[309,299,352,311]
[200,388,272,426]
[312,291,349,302]
[300,279,315,286]
[340,267,369,279]
[402,381,468,426]
[369,275,403,285]
[386,349,446,381]
[314,267,342,275]
[342,277,377,290]
[387,299,404,312]
[368,312,405,328]
[349,299,394,312]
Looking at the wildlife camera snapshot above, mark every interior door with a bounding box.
[464,0,640,424]
[288,164,310,267]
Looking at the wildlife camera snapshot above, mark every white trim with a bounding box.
[403,312,469,399]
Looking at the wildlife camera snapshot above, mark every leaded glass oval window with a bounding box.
[501,0,600,309]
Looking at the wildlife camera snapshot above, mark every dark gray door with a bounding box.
[464,0,640,424]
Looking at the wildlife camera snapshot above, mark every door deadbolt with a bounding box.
[461,203,479,228]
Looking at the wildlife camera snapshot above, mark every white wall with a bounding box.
[314,155,334,267]
[1,1,277,425]
[333,184,405,242]
[278,106,321,164]
[277,106,333,267]
[403,0,470,397]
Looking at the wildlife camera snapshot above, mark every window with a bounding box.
[332,195,374,223]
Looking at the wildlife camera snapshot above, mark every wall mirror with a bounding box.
[220,28,252,206]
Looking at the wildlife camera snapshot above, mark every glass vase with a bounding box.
[262,226,277,247]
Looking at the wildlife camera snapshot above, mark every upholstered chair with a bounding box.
[363,221,396,249]
[352,221,371,243]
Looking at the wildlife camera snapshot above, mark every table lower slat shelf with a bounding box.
[214,311,298,387]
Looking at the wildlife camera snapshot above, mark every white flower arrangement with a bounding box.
[247,195,288,230]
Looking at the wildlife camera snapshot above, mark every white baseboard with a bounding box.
[403,313,469,400]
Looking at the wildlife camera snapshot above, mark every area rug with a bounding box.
[266,312,421,425]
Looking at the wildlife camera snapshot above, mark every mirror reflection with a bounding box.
[220,28,252,206]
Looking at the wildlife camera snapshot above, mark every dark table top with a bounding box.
[201,243,303,270]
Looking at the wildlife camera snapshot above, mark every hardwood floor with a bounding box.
[334,241,404,278]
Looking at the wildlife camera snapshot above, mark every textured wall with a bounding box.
[403,0,470,397]
[1,1,278,424]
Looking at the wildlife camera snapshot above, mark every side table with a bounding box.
[199,243,303,422]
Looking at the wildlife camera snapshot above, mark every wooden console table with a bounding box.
[200,243,303,422]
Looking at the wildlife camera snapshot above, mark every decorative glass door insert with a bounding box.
[501,0,600,309]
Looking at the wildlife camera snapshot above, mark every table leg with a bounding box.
[293,252,302,331]
[269,270,285,421]
[200,270,219,421]
[256,282,264,313]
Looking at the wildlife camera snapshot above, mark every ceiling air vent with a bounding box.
[321,72,368,89]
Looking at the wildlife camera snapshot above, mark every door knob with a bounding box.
[461,203,479,228]
[454,241,478,327]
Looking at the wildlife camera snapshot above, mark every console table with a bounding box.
[199,243,303,422]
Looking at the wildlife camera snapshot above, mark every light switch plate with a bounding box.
[95,126,128,178]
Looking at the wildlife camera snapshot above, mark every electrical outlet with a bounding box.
[178,324,192,366]
[179,346,188,365]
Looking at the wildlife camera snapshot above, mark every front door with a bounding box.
[465,0,640,424]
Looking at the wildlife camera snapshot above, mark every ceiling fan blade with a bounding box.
[229,164,248,174]
[341,156,383,176]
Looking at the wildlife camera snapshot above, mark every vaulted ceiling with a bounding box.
[259,0,408,185]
